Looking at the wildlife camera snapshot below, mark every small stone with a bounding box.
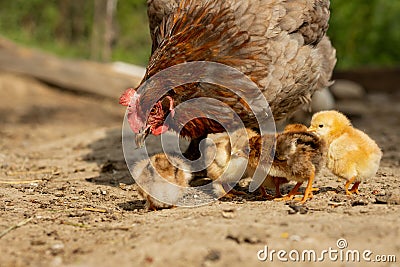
[222,208,236,219]
[204,250,221,262]
[351,198,369,206]
[288,203,308,214]
[31,240,46,246]
[372,189,386,196]
[50,243,65,255]
[289,235,302,242]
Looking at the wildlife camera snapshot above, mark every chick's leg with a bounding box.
[275,182,303,201]
[222,183,246,199]
[297,171,316,203]
[274,177,285,198]
[344,177,357,195]
[146,196,158,211]
[256,186,274,200]
[258,186,268,198]
[349,181,361,195]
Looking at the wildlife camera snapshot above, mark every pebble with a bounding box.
[351,198,369,206]
[222,208,236,219]
[289,235,302,242]
[204,249,221,262]
[50,243,65,255]
[288,203,308,214]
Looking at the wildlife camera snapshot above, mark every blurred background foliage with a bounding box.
[0,0,399,69]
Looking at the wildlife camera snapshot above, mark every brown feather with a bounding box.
[138,0,336,139]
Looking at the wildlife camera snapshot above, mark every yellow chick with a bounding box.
[309,110,382,195]
[206,128,258,198]
[132,153,192,210]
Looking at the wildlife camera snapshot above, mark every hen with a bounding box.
[120,0,336,158]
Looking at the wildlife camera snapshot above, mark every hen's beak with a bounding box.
[135,126,151,148]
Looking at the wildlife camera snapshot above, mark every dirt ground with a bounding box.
[0,71,399,267]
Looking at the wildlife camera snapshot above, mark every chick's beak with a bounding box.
[307,126,317,133]
[135,125,151,148]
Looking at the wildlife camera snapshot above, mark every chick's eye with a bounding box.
[244,147,250,154]
[318,124,324,128]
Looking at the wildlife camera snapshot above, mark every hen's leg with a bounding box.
[344,176,357,195]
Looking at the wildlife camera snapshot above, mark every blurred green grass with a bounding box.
[0,0,399,69]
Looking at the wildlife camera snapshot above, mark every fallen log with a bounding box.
[333,68,400,93]
[0,36,143,99]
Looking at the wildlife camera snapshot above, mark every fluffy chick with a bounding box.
[309,110,382,195]
[132,153,192,210]
[206,128,258,198]
[256,124,307,199]
[273,131,325,202]
[253,125,325,203]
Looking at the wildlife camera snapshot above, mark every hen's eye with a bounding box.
[318,124,324,128]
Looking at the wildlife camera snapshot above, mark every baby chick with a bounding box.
[259,124,307,199]
[309,110,382,195]
[254,124,325,203]
[273,131,325,202]
[132,153,192,210]
[206,128,258,198]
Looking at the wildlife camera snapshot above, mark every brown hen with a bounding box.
[120,0,336,160]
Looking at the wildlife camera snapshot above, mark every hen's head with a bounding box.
[119,88,175,146]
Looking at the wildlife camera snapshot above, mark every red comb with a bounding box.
[119,88,136,106]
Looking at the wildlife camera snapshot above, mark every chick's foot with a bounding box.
[275,182,302,202]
